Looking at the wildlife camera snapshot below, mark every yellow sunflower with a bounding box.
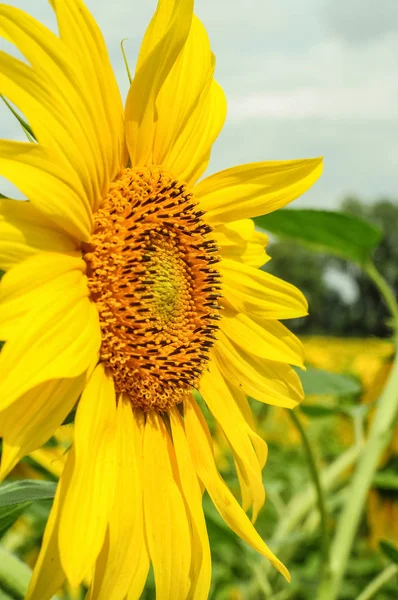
[0,0,322,598]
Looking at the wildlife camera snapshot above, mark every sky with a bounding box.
[0,0,397,209]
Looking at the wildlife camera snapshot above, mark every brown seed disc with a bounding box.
[83,166,222,411]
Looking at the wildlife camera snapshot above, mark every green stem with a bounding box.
[365,262,398,324]
[271,589,295,600]
[288,409,330,576]
[0,546,33,599]
[0,547,59,600]
[356,564,398,600]
[120,39,133,84]
[250,561,273,596]
[270,445,359,556]
[319,262,398,599]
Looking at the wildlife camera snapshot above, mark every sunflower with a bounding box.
[0,0,322,598]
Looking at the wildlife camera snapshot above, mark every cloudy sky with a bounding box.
[1,0,397,209]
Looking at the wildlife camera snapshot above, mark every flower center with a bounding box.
[83,167,222,411]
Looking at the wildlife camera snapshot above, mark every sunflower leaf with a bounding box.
[299,404,337,418]
[0,502,31,538]
[379,540,398,564]
[297,366,361,397]
[0,480,56,508]
[255,209,382,265]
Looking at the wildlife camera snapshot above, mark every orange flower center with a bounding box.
[83,167,222,411]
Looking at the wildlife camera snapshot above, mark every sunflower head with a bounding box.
[83,165,221,410]
[0,0,323,598]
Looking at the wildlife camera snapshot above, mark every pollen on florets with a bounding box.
[83,166,222,411]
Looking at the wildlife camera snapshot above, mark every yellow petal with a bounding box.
[0,3,124,207]
[234,459,252,515]
[143,411,192,600]
[126,534,151,600]
[200,364,265,522]
[134,0,187,69]
[196,158,323,224]
[0,252,85,341]
[184,397,290,581]
[220,259,308,320]
[180,80,226,185]
[29,446,69,479]
[0,140,92,241]
[221,310,304,367]
[123,422,151,600]
[213,330,303,408]
[0,49,96,212]
[0,198,76,271]
[170,407,211,600]
[26,455,75,600]
[213,220,269,268]
[125,0,193,166]
[50,0,125,191]
[215,219,269,246]
[127,2,226,184]
[0,268,100,411]
[232,389,268,470]
[0,373,86,481]
[88,401,149,600]
[140,16,226,185]
[58,364,117,587]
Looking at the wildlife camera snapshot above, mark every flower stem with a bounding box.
[288,409,330,576]
[0,546,32,599]
[318,262,398,600]
[365,261,398,324]
[270,444,359,554]
[356,564,398,600]
[0,547,59,600]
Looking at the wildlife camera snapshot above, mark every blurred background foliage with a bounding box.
[266,197,398,338]
[0,196,397,600]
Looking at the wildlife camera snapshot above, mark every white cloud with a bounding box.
[0,0,397,210]
[221,27,398,120]
[228,84,398,120]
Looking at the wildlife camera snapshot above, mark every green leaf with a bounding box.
[379,540,398,564]
[0,502,30,538]
[298,367,361,397]
[0,480,56,508]
[299,404,337,418]
[255,209,382,264]
[372,470,398,490]
[0,193,7,199]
